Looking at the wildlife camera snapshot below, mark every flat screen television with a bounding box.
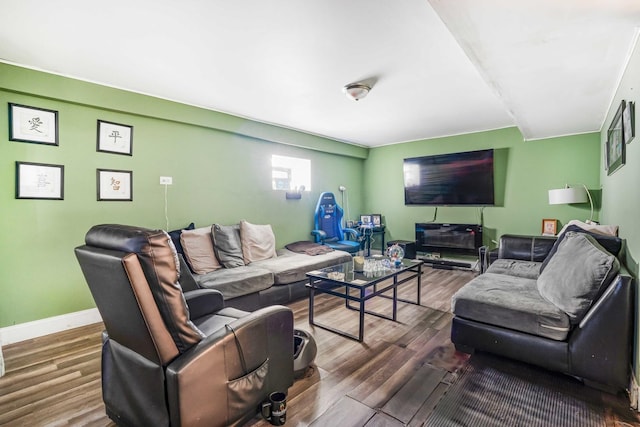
[403,149,495,206]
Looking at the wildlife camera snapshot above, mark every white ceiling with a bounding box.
[0,1,639,147]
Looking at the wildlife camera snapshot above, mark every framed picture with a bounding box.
[9,103,59,145]
[97,120,133,155]
[371,214,382,227]
[97,169,132,201]
[542,219,558,236]
[360,214,372,225]
[623,101,635,144]
[16,161,64,200]
[606,100,625,175]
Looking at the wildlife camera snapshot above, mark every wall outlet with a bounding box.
[160,176,173,185]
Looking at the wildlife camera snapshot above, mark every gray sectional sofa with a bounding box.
[185,247,351,310]
[451,228,633,393]
[171,222,352,311]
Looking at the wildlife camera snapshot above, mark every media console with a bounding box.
[415,223,482,270]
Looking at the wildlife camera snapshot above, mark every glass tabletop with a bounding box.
[306,257,422,287]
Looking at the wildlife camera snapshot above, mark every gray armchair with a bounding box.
[75,224,294,426]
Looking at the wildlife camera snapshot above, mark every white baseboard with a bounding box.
[0,308,102,346]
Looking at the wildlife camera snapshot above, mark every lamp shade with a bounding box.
[548,187,588,205]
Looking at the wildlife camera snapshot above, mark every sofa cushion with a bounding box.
[537,232,620,324]
[180,226,222,274]
[498,235,557,262]
[168,222,195,255]
[452,272,570,341]
[240,220,277,264]
[540,224,622,273]
[485,259,541,280]
[212,224,245,268]
[194,266,273,300]
[252,248,353,285]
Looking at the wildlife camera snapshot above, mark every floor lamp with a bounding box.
[548,184,594,223]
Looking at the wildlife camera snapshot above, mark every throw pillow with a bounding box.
[180,226,222,274]
[240,220,277,264]
[168,222,195,255]
[540,224,622,273]
[556,220,619,238]
[212,224,245,268]
[537,232,620,324]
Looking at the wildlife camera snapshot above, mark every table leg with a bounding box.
[345,285,350,309]
[365,230,371,257]
[308,279,315,325]
[359,287,365,341]
[392,275,398,321]
[418,264,422,305]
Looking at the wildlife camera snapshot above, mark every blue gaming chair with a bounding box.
[311,192,361,254]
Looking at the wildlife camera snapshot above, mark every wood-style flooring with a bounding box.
[0,267,638,426]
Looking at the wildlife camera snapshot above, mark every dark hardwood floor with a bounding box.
[1,267,638,426]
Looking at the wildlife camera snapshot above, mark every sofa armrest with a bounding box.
[479,246,499,273]
[184,289,225,318]
[569,273,634,391]
[165,305,294,426]
[177,253,200,292]
[498,234,557,262]
[310,229,327,243]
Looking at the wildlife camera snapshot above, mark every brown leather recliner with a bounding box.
[75,224,294,426]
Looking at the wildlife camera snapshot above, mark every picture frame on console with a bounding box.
[371,214,382,227]
[542,218,558,236]
[606,101,625,175]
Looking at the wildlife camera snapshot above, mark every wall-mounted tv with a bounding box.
[403,149,495,206]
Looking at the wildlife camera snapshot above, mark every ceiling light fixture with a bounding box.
[343,83,371,101]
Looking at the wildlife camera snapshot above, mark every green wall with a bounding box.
[364,127,601,246]
[599,39,640,382]
[0,63,365,328]
[0,61,605,334]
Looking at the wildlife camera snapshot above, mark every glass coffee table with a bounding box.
[306,258,424,342]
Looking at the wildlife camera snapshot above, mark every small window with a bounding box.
[271,155,311,191]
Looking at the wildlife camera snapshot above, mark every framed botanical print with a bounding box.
[623,101,635,144]
[606,101,625,175]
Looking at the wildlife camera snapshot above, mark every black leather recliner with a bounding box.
[75,224,294,426]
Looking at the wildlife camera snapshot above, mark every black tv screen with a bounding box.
[403,149,495,206]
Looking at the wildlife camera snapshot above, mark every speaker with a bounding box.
[386,240,417,260]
